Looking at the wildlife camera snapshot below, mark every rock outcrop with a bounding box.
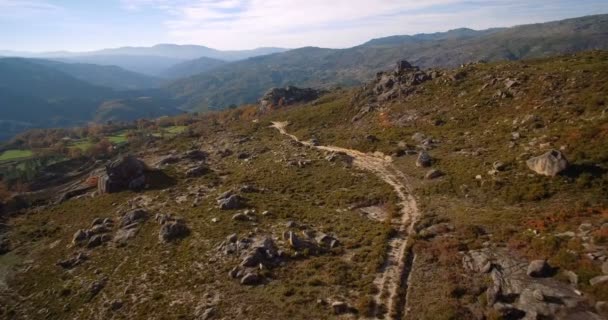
[526,150,568,176]
[259,86,325,112]
[462,247,598,319]
[98,155,147,194]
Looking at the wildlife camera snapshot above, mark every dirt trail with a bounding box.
[271,121,419,319]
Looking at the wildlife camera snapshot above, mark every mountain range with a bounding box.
[1,14,608,141]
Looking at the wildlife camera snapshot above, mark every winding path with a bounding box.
[271,121,420,319]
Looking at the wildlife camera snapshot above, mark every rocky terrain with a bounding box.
[0,51,607,319]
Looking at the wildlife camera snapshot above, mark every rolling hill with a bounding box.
[166,14,608,111]
[160,56,227,79]
[30,59,162,90]
[0,58,180,140]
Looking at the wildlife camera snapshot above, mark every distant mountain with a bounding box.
[30,59,162,90]
[167,14,608,111]
[160,56,227,79]
[86,44,288,61]
[0,58,180,140]
[53,55,186,77]
[1,45,289,76]
[362,27,505,46]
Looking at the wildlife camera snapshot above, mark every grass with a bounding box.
[2,51,608,319]
[107,132,128,144]
[0,149,33,161]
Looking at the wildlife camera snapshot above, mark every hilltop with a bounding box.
[167,14,608,111]
[0,51,606,319]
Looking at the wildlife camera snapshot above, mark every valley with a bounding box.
[0,6,608,319]
[0,50,606,319]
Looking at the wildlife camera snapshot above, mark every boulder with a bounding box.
[527,260,551,278]
[526,150,568,176]
[259,86,325,111]
[416,151,432,168]
[87,234,110,248]
[185,165,209,178]
[240,272,262,285]
[425,169,444,180]
[182,150,207,161]
[57,252,87,269]
[332,301,348,315]
[218,195,246,210]
[120,209,149,227]
[72,229,89,245]
[590,275,608,286]
[98,155,147,194]
[159,221,189,243]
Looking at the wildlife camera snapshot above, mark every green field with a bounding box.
[0,149,33,161]
[107,133,128,144]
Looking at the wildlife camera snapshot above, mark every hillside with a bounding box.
[167,14,608,111]
[94,97,182,123]
[54,55,188,77]
[0,51,606,319]
[160,56,227,79]
[0,58,180,140]
[30,59,162,90]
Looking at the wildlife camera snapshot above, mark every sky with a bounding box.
[1,0,607,52]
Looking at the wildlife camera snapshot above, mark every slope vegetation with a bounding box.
[167,14,608,111]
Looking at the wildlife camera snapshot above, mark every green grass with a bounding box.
[107,133,128,144]
[68,140,93,151]
[0,149,33,161]
[165,125,187,134]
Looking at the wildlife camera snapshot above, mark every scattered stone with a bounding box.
[113,228,138,245]
[590,275,608,286]
[91,218,104,227]
[240,272,262,285]
[425,169,444,180]
[232,213,250,221]
[218,194,246,210]
[603,261,608,275]
[120,209,149,227]
[182,149,207,161]
[527,260,551,278]
[109,299,123,311]
[88,277,107,300]
[159,220,190,243]
[564,270,579,285]
[418,223,454,239]
[331,301,348,315]
[199,307,215,320]
[416,151,432,167]
[57,252,87,269]
[227,233,238,243]
[237,152,250,160]
[87,234,110,248]
[72,229,89,245]
[186,165,209,178]
[526,150,569,176]
[240,185,259,193]
[493,161,507,171]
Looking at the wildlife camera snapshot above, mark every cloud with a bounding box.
[121,0,608,49]
[0,0,63,18]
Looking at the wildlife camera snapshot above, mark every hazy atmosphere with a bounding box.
[1,0,608,51]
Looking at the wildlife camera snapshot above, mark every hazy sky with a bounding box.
[1,0,607,52]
